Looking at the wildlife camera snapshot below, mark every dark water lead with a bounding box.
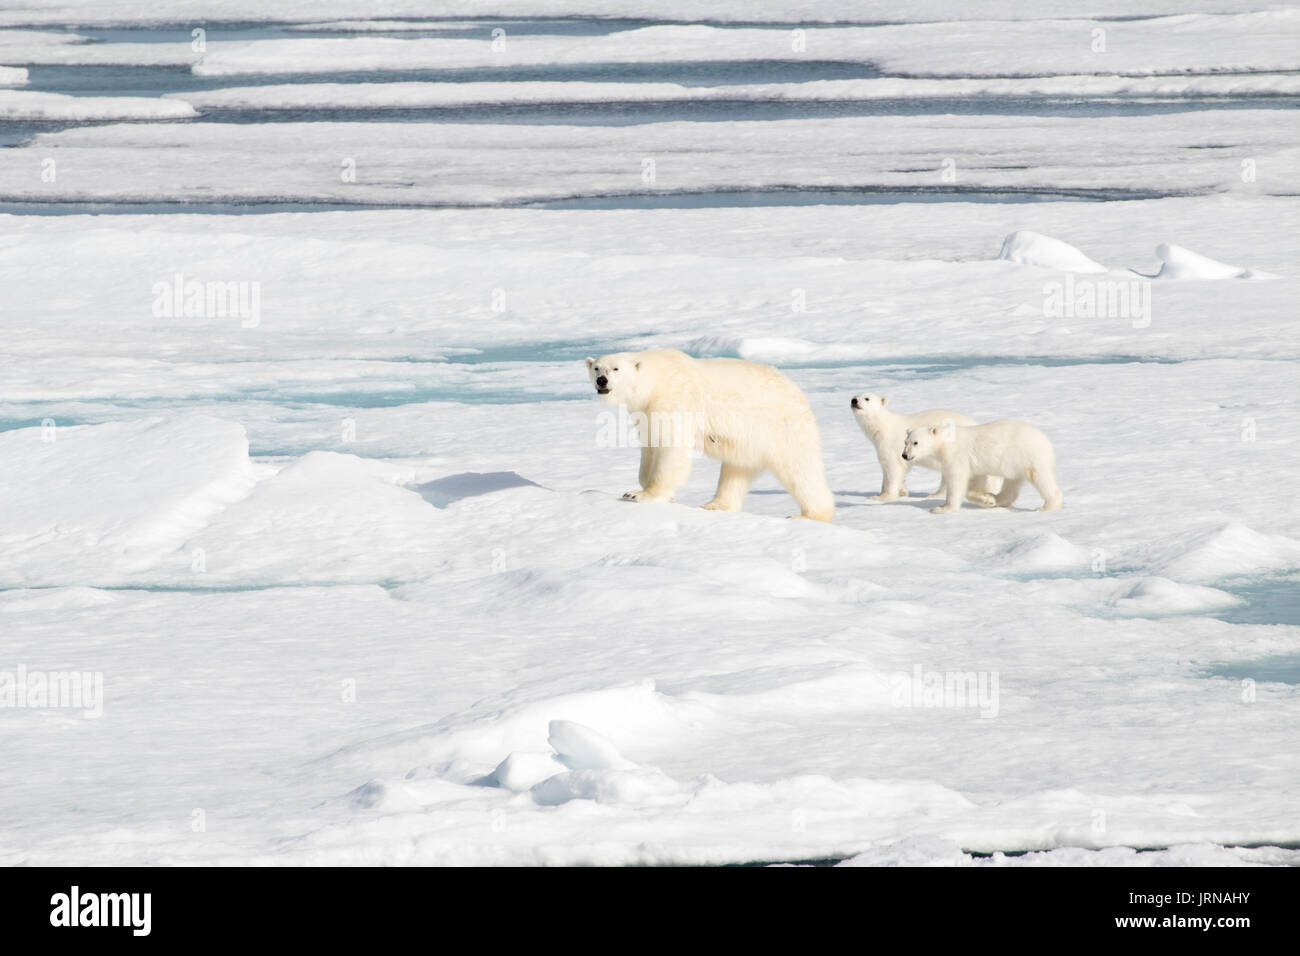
[0,184,1191,215]
[18,60,881,99]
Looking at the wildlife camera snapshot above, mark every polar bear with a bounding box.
[849,393,1001,504]
[586,349,834,521]
[902,420,1063,514]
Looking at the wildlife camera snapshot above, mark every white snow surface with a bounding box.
[180,18,1300,77]
[0,90,197,120]
[0,2,1297,867]
[2,200,1298,865]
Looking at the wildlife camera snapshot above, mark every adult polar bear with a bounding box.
[586,349,835,522]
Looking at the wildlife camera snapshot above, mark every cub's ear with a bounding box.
[634,360,641,370]
[585,357,595,371]
[929,425,940,434]
[880,395,888,406]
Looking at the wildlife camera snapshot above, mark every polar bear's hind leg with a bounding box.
[1029,466,1064,511]
[993,477,1023,508]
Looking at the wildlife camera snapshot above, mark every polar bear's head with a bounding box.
[586,353,645,406]
[902,424,951,462]
[850,392,888,419]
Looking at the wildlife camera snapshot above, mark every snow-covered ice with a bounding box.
[0,3,1297,867]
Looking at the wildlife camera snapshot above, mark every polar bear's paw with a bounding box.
[930,504,960,514]
[622,489,672,503]
[968,491,998,508]
[871,491,903,502]
[701,498,740,512]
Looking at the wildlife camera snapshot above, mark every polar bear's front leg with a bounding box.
[872,452,909,501]
[702,464,759,512]
[625,442,692,503]
[637,444,655,490]
[930,465,968,514]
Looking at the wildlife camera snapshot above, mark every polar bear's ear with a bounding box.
[880,395,888,406]
[585,357,595,371]
[929,425,940,434]
[634,360,641,370]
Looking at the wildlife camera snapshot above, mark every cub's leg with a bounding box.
[966,474,999,507]
[703,463,760,512]
[930,465,969,514]
[1029,466,1064,511]
[872,451,909,501]
[994,477,1024,508]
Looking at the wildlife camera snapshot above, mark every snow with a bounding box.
[176,73,1300,112]
[1145,241,1279,280]
[0,66,26,86]
[183,18,1300,78]
[0,90,197,120]
[999,230,1109,274]
[6,109,1298,206]
[0,1,1279,29]
[0,4,1297,867]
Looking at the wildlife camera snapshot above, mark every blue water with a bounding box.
[1209,576,1300,627]
[1205,656,1300,684]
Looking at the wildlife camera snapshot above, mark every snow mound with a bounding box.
[1110,576,1241,616]
[484,751,568,793]
[402,680,704,776]
[1158,523,1300,583]
[998,230,1108,274]
[996,532,1094,573]
[183,451,444,587]
[0,90,197,121]
[548,720,639,772]
[1144,242,1279,280]
[0,66,26,87]
[530,767,687,808]
[0,416,255,587]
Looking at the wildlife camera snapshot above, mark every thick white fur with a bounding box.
[903,419,1064,514]
[849,392,1001,504]
[587,349,834,521]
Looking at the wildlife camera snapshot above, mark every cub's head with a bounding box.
[849,392,887,420]
[902,422,953,461]
[585,353,644,406]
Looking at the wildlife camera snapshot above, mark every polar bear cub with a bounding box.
[849,393,1000,504]
[902,420,1063,514]
[586,349,835,522]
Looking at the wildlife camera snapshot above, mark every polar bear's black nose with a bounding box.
[596,376,608,389]
[850,397,859,408]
